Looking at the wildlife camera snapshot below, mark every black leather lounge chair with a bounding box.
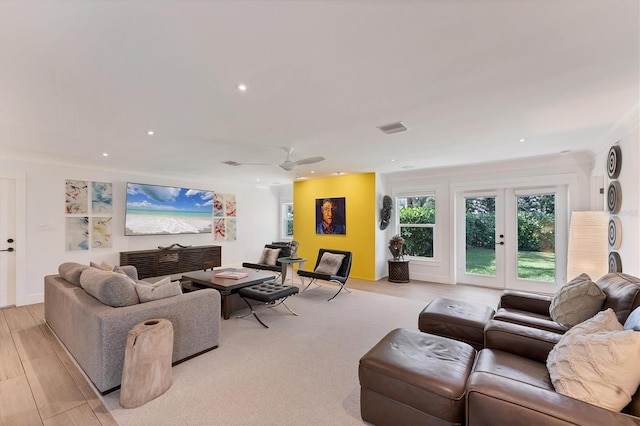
[297,248,352,301]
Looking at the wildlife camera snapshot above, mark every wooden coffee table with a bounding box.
[182,268,276,319]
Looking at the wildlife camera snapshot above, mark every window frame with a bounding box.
[281,201,294,240]
[395,192,437,260]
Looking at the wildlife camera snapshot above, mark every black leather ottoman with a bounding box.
[419,298,495,350]
[238,282,299,328]
[359,328,477,426]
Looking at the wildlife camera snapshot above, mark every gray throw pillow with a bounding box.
[549,273,605,327]
[80,267,139,307]
[58,262,89,286]
[114,265,139,281]
[134,277,182,303]
[258,248,281,266]
[314,252,345,275]
[90,261,114,271]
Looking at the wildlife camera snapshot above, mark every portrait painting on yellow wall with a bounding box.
[316,197,346,234]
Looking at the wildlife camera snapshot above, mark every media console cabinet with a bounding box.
[120,245,222,279]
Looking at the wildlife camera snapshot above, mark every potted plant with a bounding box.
[388,235,405,260]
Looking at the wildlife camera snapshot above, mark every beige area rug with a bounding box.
[102,286,429,425]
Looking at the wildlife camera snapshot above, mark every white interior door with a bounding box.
[0,178,17,307]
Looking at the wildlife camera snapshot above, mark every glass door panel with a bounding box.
[516,193,556,282]
[465,196,497,276]
[456,191,505,288]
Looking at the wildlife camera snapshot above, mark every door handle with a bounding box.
[0,248,14,252]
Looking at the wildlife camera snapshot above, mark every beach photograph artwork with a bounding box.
[125,183,214,236]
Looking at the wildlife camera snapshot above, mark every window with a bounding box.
[281,202,294,239]
[397,195,435,258]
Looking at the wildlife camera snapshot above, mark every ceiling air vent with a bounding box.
[378,121,407,134]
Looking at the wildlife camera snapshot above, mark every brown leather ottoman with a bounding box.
[419,298,495,350]
[359,328,477,425]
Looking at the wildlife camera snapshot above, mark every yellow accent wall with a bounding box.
[293,173,376,280]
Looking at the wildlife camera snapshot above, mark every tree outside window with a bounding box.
[282,202,294,238]
[397,195,435,258]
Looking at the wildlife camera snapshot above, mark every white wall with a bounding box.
[375,173,390,280]
[592,122,640,277]
[381,151,594,286]
[0,154,280,305]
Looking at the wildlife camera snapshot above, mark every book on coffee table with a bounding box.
[214,271,249,280]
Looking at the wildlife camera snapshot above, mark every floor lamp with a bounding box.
[566,211,610,281]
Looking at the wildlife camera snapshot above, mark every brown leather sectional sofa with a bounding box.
[359,272,640,425]
[469,319,640,425]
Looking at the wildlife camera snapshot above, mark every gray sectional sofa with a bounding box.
[44,262,221,394]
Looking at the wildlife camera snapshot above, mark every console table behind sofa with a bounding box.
[120,245,222,279]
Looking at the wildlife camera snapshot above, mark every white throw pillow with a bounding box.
[314,252,345,275]
[258,248,281,266]
[565,308,624,335]
[547,309,640,412]
[134,277,182,303]
[549,273,605,327]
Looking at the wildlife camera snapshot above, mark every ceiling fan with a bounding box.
[222,147,325,171]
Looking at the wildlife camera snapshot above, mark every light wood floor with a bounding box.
[0,277,502,426]
[0,303,117,426]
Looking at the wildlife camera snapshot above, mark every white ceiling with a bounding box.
[1,0,638,186]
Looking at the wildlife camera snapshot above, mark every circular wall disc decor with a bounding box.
[608,217,622,249]
[607,181,622,214]
[607,145,622,179]
[608,251,622,273]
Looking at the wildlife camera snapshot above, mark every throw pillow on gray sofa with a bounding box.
[549,273,605,327]
[58,262,89,286]
[80,267,139,307]
[134,277,183,302]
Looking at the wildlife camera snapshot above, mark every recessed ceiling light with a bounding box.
[255,178,261,182]
[390,159,396,163]
[147,130,154,136]
[519,138,526,142]
[560,150,571,155]
[102,153,109,157]
[238,83,248,92]
[310,171,315,174]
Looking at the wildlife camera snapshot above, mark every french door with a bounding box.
[455,186,566,293]
[456,191,505,288]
